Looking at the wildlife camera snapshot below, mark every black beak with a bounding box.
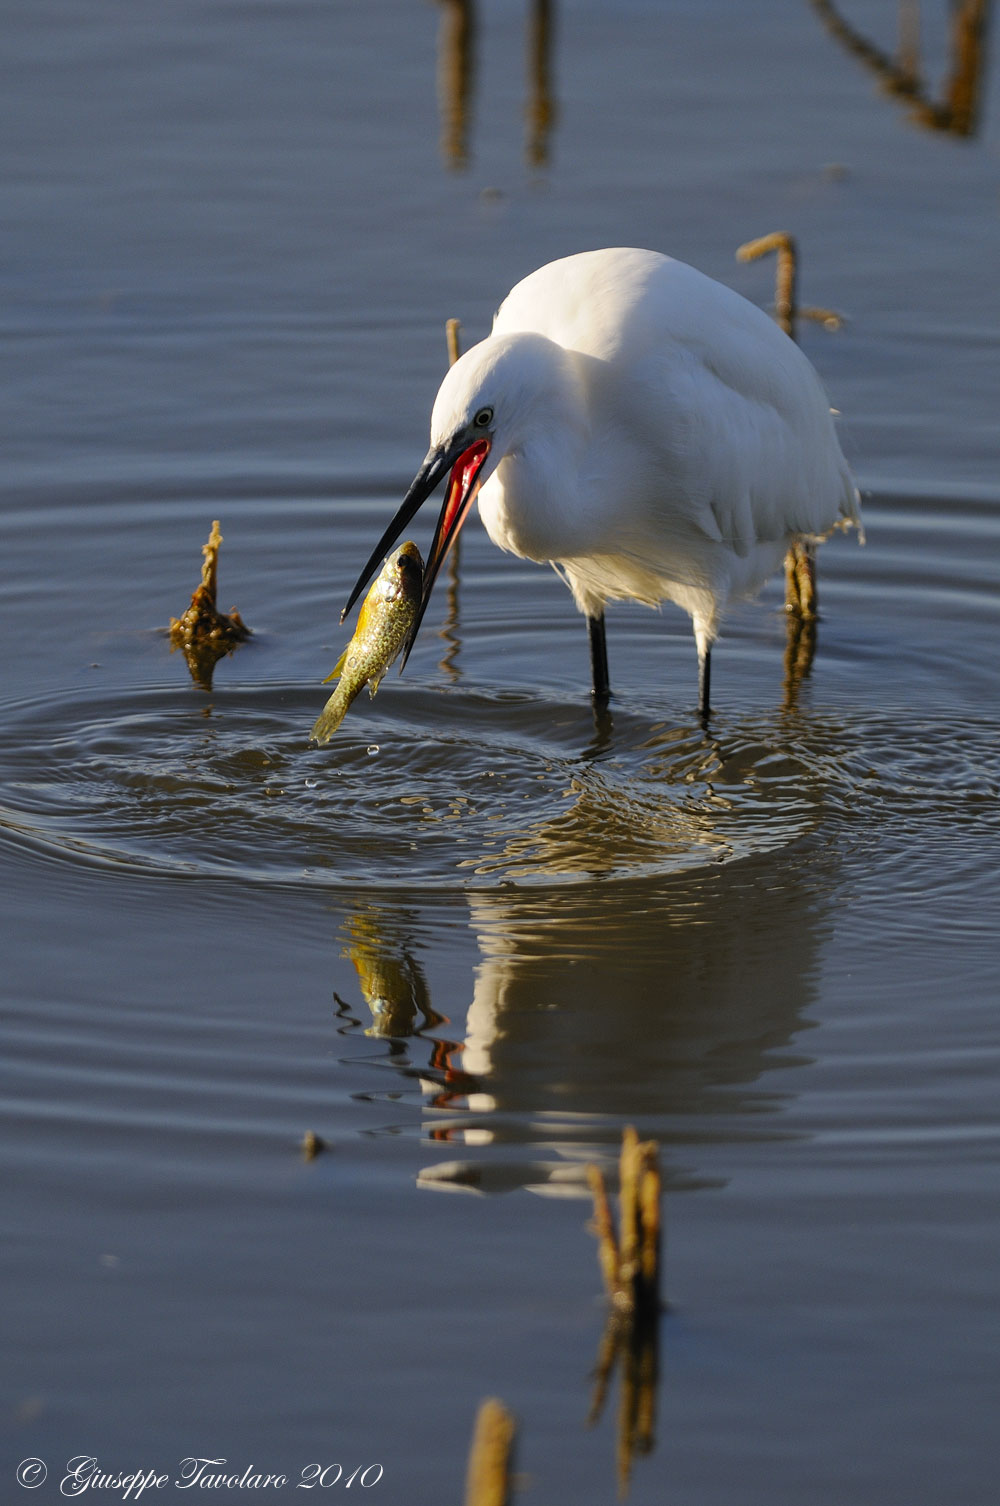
[340,437,470,624]
[396,434,490,671]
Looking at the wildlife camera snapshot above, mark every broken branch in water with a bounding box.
[464,1397,517,1506]
[737,230,798,338]
[586,1127,663,1498]
[446,316,463,368]
[587,1126,661,1319]
[168,520,251,690]
[300,1131,328,1161]
[736,231,841,662]
[736,231,845,341]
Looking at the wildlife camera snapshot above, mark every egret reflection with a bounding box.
[334,839,829,1186]
[454,849,826,1136]
[329,713,845,1188]
[459,720,823,884]
[330,736,841,1495]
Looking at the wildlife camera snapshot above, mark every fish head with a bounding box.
[341,332,578,666]
[355,540,424,638]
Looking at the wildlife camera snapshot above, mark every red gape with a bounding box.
[441,438,491,542]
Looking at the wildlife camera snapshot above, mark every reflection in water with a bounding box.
[586,1131,662,1498]
[335,826,830,1175]
[461,718,823,884]
[811,0,992,136]
[330,727,840,1490]
[436,0,476,170]
[590,1302,657,1500]
[339,834,833,1491]
[782,611,818,710]
[435,0,557,169]
[338,906,444,1040]
[332,715,840,1170]
[526,0,557,168]
[456,849,826,1138]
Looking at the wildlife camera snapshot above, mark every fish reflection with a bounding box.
[339,907,444,1040]
[811,0,991,136]
[435,0,557,169]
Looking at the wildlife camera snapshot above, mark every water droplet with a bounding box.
[367,744,380,756]
[304,778,319,789]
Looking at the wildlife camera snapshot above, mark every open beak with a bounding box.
[341,433,492,667]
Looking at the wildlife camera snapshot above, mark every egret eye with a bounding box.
[473,406,493,428]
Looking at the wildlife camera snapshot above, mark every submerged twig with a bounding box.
[464,1397,517,1506]
[588,1126,661,1320]
[585,1128,663,1498]
[300,1131,329,1161]
[168,520,250,690]
[736,233,837,640]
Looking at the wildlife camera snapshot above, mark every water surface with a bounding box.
[1,3,998,1503]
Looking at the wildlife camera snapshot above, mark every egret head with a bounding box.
[341,331,573,664]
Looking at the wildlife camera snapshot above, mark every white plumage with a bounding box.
[345,247,862,714]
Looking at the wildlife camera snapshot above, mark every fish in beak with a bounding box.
[341,432,492,670]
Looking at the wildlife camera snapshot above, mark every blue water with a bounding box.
[1,3,998,1503]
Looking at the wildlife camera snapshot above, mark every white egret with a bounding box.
[343,248,862,716]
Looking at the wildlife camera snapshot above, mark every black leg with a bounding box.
[697,644,711,723]
[588,613,610,703]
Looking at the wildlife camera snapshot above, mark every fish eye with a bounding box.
[473,406,493,428]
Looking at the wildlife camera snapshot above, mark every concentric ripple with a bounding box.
[0,681,833,890]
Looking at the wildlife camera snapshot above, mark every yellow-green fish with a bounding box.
[310,541,423,743]
[342,910,437,1039]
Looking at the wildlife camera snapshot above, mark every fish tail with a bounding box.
[310,685,351,744]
